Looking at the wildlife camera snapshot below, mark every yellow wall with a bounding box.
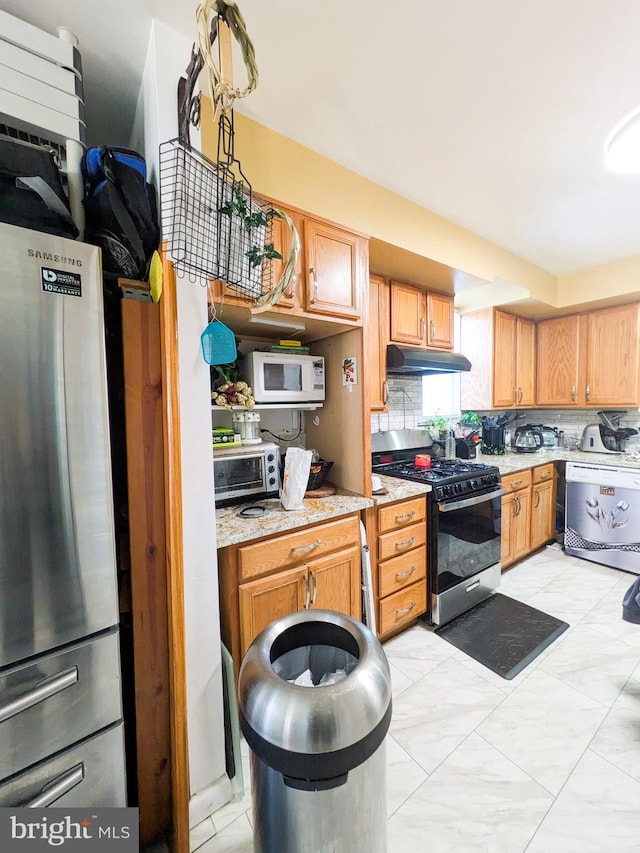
[201,102,556,302]
[201,102,640,313]
[557,254,640,308]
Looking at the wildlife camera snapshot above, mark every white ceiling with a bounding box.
[5,0,640,276]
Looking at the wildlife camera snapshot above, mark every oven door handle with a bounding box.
[438,486,506,512]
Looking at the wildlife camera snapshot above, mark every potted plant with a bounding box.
[459,411,481,436]
[422,415,449,440]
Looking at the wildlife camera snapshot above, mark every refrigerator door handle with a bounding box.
[0,666,78,724]
[26,763,85,808]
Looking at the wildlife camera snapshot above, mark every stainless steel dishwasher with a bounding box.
[565,461,640,574]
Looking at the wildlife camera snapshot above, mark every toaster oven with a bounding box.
[213,442,280,506]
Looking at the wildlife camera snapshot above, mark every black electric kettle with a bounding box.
[514,426,543,453]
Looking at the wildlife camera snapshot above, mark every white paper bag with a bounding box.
[280,447,312,510]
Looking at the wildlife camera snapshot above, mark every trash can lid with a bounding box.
[238,610,392,764]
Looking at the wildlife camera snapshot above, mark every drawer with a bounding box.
[532,463,555,484]
[378,496,426,534]
[501,469,532,493]
[238,514,360,581]
[378,521,426,562]
[0,722,126,807]
[0,629,122,781]
[379,546,426,598]
[378,579,427,635]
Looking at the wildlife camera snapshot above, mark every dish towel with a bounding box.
[622,576,640,624]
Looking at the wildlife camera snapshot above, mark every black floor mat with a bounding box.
[435,593,569,680]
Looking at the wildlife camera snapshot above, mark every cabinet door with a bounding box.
[513,489,531,562]
[516,317,536,406]
[389,281,426,346]
[501,489,531,568]
[536,315,582,406]
[309,546,361,620]
[493,310,518,408]
[426,292,454,350]
[303,219,362,320]
[585,304,640,406]
[239,565,308,657]
[368,275,389,411]
[530,480,554,552]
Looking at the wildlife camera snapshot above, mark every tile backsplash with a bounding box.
[371,378,640,451]
[371,378,423,433]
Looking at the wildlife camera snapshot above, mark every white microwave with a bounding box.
[243,351,325,404]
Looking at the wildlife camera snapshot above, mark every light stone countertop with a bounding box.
[478,448,640,474]
[216,490,373,549]
[371,475,431,505]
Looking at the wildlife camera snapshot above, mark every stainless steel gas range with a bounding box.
[372,430,506,626]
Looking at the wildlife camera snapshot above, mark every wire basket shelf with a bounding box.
[159,137,274,297]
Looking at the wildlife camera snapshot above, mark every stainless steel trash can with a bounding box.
[238,609,392,853]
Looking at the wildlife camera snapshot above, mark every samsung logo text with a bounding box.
[28,250,82,267]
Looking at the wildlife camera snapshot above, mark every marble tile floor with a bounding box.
[191,548,640,852]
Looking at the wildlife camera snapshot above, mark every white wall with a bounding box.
[131,19,228,826]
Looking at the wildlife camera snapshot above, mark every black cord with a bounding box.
[261,427,302,442]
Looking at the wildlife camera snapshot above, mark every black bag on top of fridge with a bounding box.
[82,146,159,281]
[0,137,78,238]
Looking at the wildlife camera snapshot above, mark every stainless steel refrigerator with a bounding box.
[0,223,126,806]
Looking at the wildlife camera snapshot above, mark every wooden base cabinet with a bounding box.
[501,464,556,569]
[218,513,362,677]
[369,496,428,639]
[530,465,556,551]
[501,472,532,569]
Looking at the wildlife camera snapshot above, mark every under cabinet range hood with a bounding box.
[386,344,472,376]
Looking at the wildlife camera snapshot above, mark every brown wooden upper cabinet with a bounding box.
[536,303,640,407]
[389,281,454,350]
[460,308,535,410]
[303,218,365,322]
[368,275,389,412]
[211,204,366,326]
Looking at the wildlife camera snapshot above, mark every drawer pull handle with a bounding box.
[396,565,417,579]
[291,539,322,554]
[395,536,416,549]
[511,479,523,488]
[540,470,550,478]
[0,666,78,724]
[395,511,416,522]
[396,601,416,616]
[26,764,85,808]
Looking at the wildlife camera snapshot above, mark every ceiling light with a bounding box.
[247,317,306,332]
[604,105,640,173]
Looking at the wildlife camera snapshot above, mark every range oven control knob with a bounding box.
[268,464,275,473]
[268,477,276,486]
[267,453,275,462]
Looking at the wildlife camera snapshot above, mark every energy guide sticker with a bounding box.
[41,267,82,297]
